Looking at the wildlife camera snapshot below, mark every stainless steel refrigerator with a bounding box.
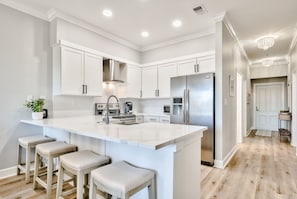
[170,73,215,166]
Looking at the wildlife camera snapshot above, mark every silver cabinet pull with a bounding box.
[140,90,142,98]
[196,63,199,73]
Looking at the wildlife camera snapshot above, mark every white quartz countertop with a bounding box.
[21,116,206,150]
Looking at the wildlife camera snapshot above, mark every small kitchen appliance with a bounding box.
[124,102,133,114]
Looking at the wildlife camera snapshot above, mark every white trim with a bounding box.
[253,82,285,130]
[59,40,141,67]
[213,11,226,23]
[214,145,238,169]
[50,10,140,51]
[288,25,297,56]
[222,14,251,66]
[0,0,48,20]
[141,28,215,52]
[141,50,215,67]
[0,166,17,179]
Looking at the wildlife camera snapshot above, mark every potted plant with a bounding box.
[24,97,45,120]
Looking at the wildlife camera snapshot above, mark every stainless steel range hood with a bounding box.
[103,59,124,83]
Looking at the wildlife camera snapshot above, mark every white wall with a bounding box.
[141,34,215,64]
[289,40,297,147]
[250,64,288,79]
[214,20,249,168]
[0,4,52,169]
[52,18,141,63]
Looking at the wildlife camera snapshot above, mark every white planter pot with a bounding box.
[32,112,43,120]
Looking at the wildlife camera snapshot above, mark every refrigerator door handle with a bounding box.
[186,89,190,124]
[183,89,187,124]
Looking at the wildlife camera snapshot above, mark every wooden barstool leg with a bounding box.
[33,152,40,189]
[56,161,64,199]
[17,144,22,175]
[25,145,31,183]
[46,156,53,199]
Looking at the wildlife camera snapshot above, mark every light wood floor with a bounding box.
[201,131,297,199]
[1,132,297,199]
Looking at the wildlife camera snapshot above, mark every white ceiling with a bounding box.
[2,0,297,65]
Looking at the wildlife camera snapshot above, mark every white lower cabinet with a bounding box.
[144,116,160,123]
[159,116,170,123]
[136,115,144,123]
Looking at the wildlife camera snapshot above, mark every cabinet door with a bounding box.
[61,47,84,95]
[144,116,160,123]
[126,65,142,98]
[177,58,197,76]
[141,66,158,98]
[159,116,170,123]
[158,63,177,98]
[197,57,215,73]
[84,53,103,96]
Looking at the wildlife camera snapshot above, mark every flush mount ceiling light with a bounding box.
[102,9,113,17]
[141,31,150,38]
[257,36,275,50]
[262,59,274,67]
[172,19,182,28]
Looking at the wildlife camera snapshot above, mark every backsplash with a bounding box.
[140,98,170,114]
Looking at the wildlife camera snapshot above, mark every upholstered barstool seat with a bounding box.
[33,141,77,199]
[56,150,110,199]
[17,135,56,183]
[89,161,156,199]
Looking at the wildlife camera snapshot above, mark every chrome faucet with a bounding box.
[105,95,119,124]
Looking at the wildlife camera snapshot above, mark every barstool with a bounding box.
[17,135,56,183]
[89,161,156,199]
[56,150,110,199]
[33,141,77,199]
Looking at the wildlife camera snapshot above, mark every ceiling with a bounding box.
[2,0,297,65]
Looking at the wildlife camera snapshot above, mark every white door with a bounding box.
[237,73,242,143]
[84,53,102,96]
[61,46,84,95]
[292,72,297,146]
[158,63,177,98]
[141,66,158,98]
[255,83,284,131]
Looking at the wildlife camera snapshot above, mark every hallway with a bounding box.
[201,131,297,199]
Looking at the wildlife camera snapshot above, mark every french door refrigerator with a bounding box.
[170,73,215,166]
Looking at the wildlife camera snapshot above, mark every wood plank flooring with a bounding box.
[1,131,297,199]
[201,131,297,199]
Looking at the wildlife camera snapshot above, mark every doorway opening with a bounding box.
[252,77,287,131]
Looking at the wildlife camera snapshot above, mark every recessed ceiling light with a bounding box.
[102,9,113,17]
[141,31,150,38]
[172,19,182,28]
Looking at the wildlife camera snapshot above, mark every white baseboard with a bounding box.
[0,166,17,179]
[214,144,238,169]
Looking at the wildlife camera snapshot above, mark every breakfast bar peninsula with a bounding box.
[21,116,207,199]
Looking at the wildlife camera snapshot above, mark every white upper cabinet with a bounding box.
[158,63,177,98]
[84,53,103,96]
[60,47,84,95]
[53,45,103,96]
[198,56,215,73]
[141,66,158,98]
[122,64,142,98]
[177,58,197,76]
[177,56,215,76]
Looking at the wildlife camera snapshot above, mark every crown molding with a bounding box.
[0,0,48,21]
[288,24,297,55]
[48,9,141,51]
[141,27,215,52]
[222,13,251,66]
[213,11,226,23]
